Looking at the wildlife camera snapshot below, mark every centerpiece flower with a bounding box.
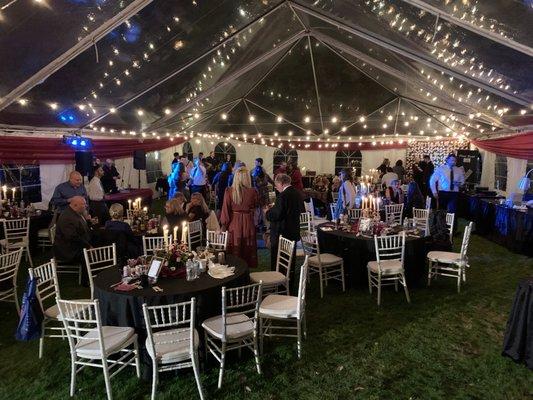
[156,242,192,278]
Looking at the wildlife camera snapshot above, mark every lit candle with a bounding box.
[181,221,187,244]
[128,199,132,210]
[143,206,148,213]
[369,194,374,210]
[2,185,7,200]
[163,225,169,249]
[173,226,178,244]
[362,196,366,209]
[137,197,142,210]
[11,187,16,200]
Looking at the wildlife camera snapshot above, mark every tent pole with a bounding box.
[0,0,154,111]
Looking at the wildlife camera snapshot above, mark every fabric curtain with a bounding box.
[0,136,182,163]
[471,132,533,160]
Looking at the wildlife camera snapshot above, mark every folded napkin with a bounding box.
[114,282,140,291]
[320,226,334,231]
[208,263,235,279]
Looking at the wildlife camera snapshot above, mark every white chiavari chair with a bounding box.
[301,232,345,298]
[30,259,65,358]
[142,299,205,400]
[413,208,430,236]
[1,217,33,267]
[308,197,328,226]
[250,236,294,295]
[347,208,362,222]
[446,213,455,244]
[83,244,117,299]
[300,212,312,234]
[427,222,473,293]
[57,299,140,400]
[142,235,172,257]
[332,191,339,203]
[202,282,262,389]
[37,226,53,252]
[304,200,313,217]
[206,230,228,251]
[367,233,410,306]
[187,220,203,251]
[329,203,338,221]
[385,204,404,225]
[50,225,83,284]
[259,256,308,359]
[0,248,23,313]
[425,196,432,210]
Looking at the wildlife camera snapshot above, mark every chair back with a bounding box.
[2,218,30,247]
[460,222,474,261]
[301,232,321,261]
[276,236,295,279]
[221,282,262,342]
[187,220,203,251]
[0,248,23,287]
[142,298,196,360]
[296,256,309,319]
[206,230,228,251]
[425,196,432,210]
[83,244,117,298]
[143,235,171,256]
[332,192,339,203]
[329,203,337,221]
[49,224,57,244]
[299,212,312,234]
[385,204,404,225]
[373,233,405,267]
[413,208,429,236]
[304,201,314,218]
[347,208,362,222]
[57,299,102,357]
[446,213,455,244]
[30,259,60,313]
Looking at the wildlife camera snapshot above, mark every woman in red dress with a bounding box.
[220,168,259,268]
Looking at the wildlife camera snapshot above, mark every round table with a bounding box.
[94,255,249,377]
[317,223,432,288]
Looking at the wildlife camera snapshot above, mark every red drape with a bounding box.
[0,136,183,163]
[471,132,533,160]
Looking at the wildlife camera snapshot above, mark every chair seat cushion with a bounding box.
[259,294,299,318]
[308,253,342,266]
[75,326,135,358]
[202,313,254,340]
[37,229,49,238]
[367,259,403,274]
[44,304,61,319]
[427,251,462,264]
[146,328,198,364]
[250,271,286,286]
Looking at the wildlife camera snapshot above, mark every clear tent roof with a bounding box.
[0,0,531,142]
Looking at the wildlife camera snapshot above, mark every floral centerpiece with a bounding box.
[156,242,192,278]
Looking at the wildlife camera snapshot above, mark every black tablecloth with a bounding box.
[317,223,432,288]
[459,193,533,257]
[502,278,533,370]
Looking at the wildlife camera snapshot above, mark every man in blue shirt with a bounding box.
[50,171,88,212]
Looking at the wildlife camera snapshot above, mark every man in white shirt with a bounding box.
[189,156,208,200]
[381,167,399,189]
[87,166,109,224]
[430,153,465,214]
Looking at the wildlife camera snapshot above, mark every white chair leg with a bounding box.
[303,314,307,339]
[457,273,461,293]
[192,351,205,400]
[217,342,226,389]
[26,246,34,268]
[318,268,324,298]
[69,356,77,397]
[259,318,264,355]
[133,339,141,378]
[151,362,158,400]
[402,274,411,303]
[102,360,113,400]
[297,319,302,359]
[253,334,261,375]
[377,275,382,306]
[367,268,372,294]
[427,261,433,286]
[340,262,345,292]
[395,279,399,292]
[39,320,45,359]
[14,288,20,315]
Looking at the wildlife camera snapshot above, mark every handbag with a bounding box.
[15,276,44,342]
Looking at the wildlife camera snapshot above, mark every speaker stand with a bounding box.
[138,170,141,189]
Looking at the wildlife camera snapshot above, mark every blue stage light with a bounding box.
[63,135,93,150]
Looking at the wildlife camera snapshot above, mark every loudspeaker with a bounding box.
[133,150,146,170]
[457,149,482,186]
[75,151,93,177]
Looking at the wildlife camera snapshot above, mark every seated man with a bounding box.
[53,196,92,283]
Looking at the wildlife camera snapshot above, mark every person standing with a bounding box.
[288,160,304,192]
[430,153,465,214]
[87,166,109,225]
[203,150,218,183]
[252,158,274,230]
[189,157,207,200]
[381,167,399,189]
[274,161,288,178]
[212,162,233,213]
[335,169,357,219]
[221,168,259,268]
[377,158,390,177]
[50,171,88,213]
[392,160,406,183]
[265,173,305,271]
[404,181,425,218]
[101,159,120,193]
[171,152,180,168]
[420,155,434,197]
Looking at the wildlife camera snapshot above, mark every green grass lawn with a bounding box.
[0,216,531,400]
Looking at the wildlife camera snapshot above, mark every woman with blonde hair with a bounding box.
[162,194,187,227]
[220,167,259,267]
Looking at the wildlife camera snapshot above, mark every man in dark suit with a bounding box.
[265,173,305,273]
[53,196,92,284]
